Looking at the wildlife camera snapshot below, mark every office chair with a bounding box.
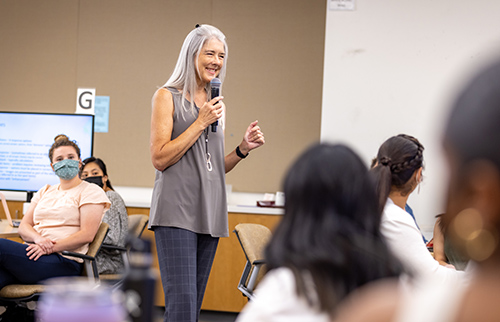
[233,223,272,300]
[99,214,149,287]
[0,222,109,309]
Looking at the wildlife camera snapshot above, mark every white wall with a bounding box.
[321,0,500,236]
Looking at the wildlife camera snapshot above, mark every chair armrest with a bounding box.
[102,244,131,272]
[61,251,95,261]
[252,259,266,265]
[101,244,127,252]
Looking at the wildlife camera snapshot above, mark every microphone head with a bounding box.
[210,77,221,88]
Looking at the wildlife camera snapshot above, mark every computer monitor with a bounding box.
[0,111,94,201]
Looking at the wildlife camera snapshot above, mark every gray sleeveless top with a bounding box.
[149,87,228,237]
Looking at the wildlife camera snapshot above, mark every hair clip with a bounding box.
[195,24,200,28]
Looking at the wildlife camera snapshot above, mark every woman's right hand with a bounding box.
[26,243,47,261]
[151,88,224,171]
[196,96,224,128]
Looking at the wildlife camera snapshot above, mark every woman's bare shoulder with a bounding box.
[333,279,400,322]
[152,87,176,118]
[153,87,173,102]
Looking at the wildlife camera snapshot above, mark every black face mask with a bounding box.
[84,176,104,188]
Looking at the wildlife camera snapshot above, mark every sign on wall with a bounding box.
[76,88,96,115]
[94,96,110,133]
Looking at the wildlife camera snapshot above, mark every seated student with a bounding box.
[0,135,110,290]
[236,143,403,322]
[335,61,500,322]
[370,134,465,284]
[81,157,128,275]
[371,157,427,244]
[432,214,469,270]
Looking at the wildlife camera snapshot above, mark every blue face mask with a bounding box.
[53,159,80,180]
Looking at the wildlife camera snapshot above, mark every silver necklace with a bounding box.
[204,128,213,172]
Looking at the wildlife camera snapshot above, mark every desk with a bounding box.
[0,220,19,238]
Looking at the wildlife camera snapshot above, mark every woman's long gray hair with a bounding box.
[164,24,228,114]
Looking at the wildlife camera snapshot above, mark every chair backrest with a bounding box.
[234,223,273,299]
[82,222,109,280]
[128,214,149,238]
[87,222,109,258]
[234,223,272,264]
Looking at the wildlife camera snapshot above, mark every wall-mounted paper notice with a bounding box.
[94,96,110,133]
[329,0,355,11]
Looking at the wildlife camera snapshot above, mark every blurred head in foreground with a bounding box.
[265,143,403,316]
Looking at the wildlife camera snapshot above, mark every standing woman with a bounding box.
[149,24,265,322]
[371,134,464,283]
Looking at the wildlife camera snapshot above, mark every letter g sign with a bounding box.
[75,88,96,115]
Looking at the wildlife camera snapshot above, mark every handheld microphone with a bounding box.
[210,77,221,132]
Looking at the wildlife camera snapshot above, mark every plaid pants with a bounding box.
[154,226,219,322]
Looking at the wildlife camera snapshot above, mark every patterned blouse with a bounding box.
[96,190,128,274]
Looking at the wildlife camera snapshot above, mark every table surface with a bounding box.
[0,220,19,238]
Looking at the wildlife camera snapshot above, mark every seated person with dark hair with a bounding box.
[81,157,128,275]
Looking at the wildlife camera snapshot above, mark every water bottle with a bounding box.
[123,238,157,322]
[36,277,125,322]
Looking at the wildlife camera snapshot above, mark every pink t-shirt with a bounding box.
[30,181,111,260]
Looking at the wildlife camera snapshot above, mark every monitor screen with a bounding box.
[0,112,94,193]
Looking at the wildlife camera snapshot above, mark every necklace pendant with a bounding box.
[206,153,213,172]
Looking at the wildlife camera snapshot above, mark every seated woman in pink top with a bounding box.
[0,134,110,290]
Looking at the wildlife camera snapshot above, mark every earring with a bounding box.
[450,208,499,262]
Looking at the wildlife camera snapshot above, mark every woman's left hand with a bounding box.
[33,235,56,254]
[240,120,265,154]
[25,243,47,261]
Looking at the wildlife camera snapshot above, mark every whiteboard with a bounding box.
[321,0,500,235]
